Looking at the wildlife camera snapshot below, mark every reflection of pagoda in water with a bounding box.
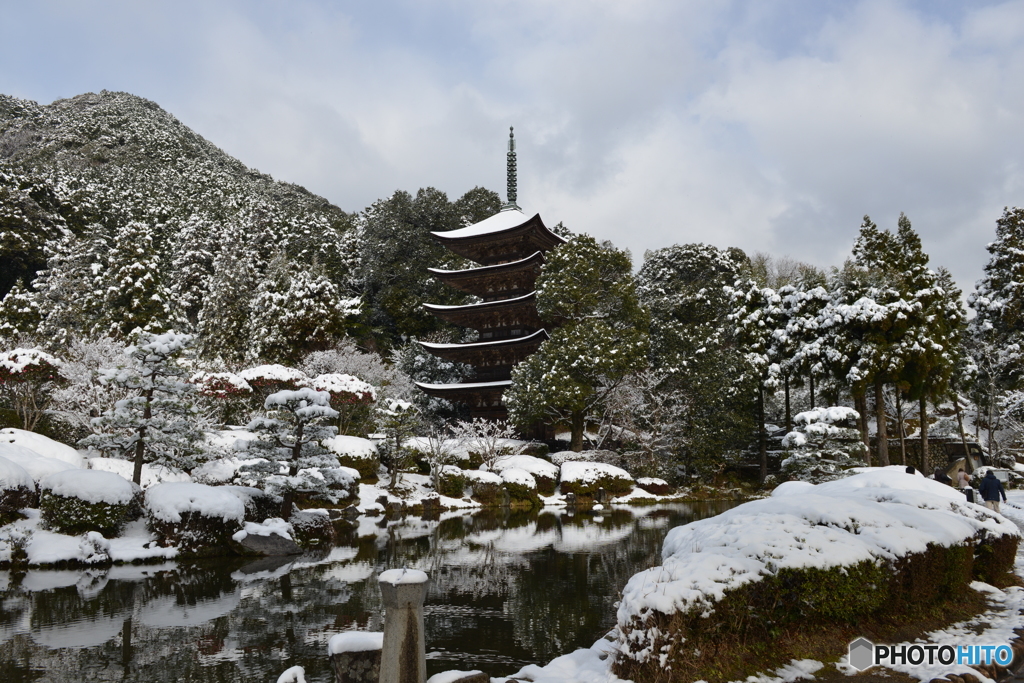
[416,128,565,419]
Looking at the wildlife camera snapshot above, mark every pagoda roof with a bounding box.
[415,379,512,399]
[418,329,548,366]
[422,291,535,313]
[418,328,548,351]
[431,208,565,264]
[427,250,544,279]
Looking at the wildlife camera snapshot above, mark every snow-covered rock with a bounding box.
[0,442,78,482]
[0,429,85,468]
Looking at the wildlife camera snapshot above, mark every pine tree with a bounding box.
[197,234,259,364]
[80,331,201,484]
[506,235,648,451]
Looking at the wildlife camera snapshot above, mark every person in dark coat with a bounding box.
[979,470,1007,513]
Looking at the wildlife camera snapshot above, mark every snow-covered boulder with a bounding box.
[0,455,35,514]
[231,518,300,556]
[492,454,559,495]
[613,470,1021,680]
[322,435,379,480]
[559,461,634,497]
[39,469,139,535]
[0,442,78,483]
[0,428,85,468]
[145,482,246,556]
[464,469,503,505]
[87,457,191,488]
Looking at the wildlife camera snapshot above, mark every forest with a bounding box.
[2,89,1023,489]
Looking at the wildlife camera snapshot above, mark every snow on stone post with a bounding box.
[378,568,428,683]
[328,631,383,683]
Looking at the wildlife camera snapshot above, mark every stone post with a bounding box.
[378,568,429,683]
[329,632,383,683]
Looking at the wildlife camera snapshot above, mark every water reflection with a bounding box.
[0,502,735,681]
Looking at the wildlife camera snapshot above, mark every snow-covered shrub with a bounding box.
[779,406,867,484]
[40,469,139,535]
[145,482,246,556]
[636,477,672,496]
[450,418,526,469]
[308,373,376,436]
[87,457,191,488]
[612,471,1020,682]
[79,331,202,485]
[501,468,539,507]
[48,337,130,438]
[0,347,63,431]
[559,461,634,497]
[243,388,339,518]
[0,455,35,520]
[238,364,308,407]
[301,340,416,401]
[321,435,379,480]
[290,508,334,548]
[436,465,467,498]
[222,485,283,522]
[465,469,503,505]
[375,398,420,491]
[1,428,85,467]
[492,454,559,496]
[190,370,252,426]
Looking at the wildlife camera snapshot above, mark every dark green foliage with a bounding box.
[147,509,244,557]
[332,452,380,481]
[469,478,503,505]
[558,472,634,498]
[437,467,468,497]
[40,491,131,536]
[290,509,335,549]
[503,480,540,508]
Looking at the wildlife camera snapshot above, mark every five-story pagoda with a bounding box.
[416,128,565,419]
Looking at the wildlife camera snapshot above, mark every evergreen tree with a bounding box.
[197,234,259,364]
[80,331,201,484]
[635,244,753,478]
[506,235,648,451]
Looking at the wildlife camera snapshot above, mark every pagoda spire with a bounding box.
[502,126,520,211]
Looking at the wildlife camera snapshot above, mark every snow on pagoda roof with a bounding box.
[418,329,548,350]
[422,291,534,312]
[415,380,513,391]
[433,207,532,239]
[427,251,543,276]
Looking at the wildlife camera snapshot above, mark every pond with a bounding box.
[0,502,737,682]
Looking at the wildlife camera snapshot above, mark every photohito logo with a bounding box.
[848,638,1014,671]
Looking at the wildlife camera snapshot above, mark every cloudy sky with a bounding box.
[2,0,1023,294]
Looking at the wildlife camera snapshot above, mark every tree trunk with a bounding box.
[809,375,815,410]
[874,377,889,467]
[988,381,996,459]
[895,389,906,466]
[133,387,153,485]
[919,393,929,473]
[757,386,767,483]
[954,395,974,475]
[784,374,791,433]
[570,410,585,452]
[854,390,870,463]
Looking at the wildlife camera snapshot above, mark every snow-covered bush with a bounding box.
[492,454,559,496]
[0,455,35,520]
[221,485,282,523]
[464,469,503,505]
[436,465,467,498]
[375,398,420,491]
[145,482,246,555]
[190,370,252,425]
[243,388,339,517]
[289,508,334,548]
[79,331,202,485]
[87,457,191,489]
[501,467,539,507]
[779,406,867,484]
[0,347,63,430]
[39,469,139,535]
[0,428,85,467]
[238,364,308,405]
[48,337,130,437]
[308,373,376,436]
[450,418,526,469]
[613,471,1020,682]
[0,441,78,483]
[322,435,379,480]
[559,461,634,497]
[636,477,672,496]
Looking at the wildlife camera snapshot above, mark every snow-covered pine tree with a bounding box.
[507,235,648,451]
[80,331,201,484]
[243,387,340,519]
[375,398,420,491]
[197,233,260,364]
